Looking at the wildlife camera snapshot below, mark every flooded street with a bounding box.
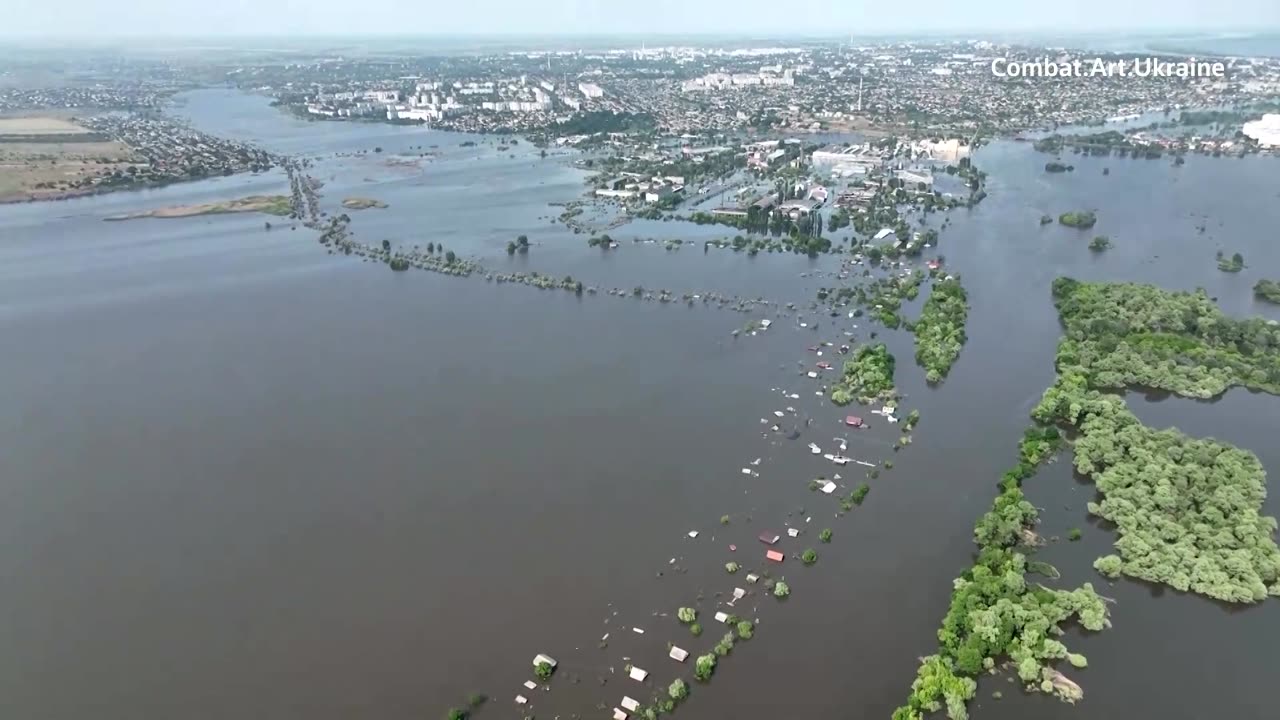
[1,89,1278,720]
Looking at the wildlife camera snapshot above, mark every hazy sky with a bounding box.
[4,0,1279,38]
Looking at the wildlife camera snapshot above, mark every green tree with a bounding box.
[668,678,688,701]
[819,528,833,543]
[534,661,553,681]
[694,653,717,682]
[802,549,818,566]
[1094,554,1123,578]
[445,250,457,264]
[736,620,754,639]
[676,607,697,624]
[773,581,790,598]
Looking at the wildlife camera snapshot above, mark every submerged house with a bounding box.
[758,531,780,545]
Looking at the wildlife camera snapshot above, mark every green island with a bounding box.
[897,276,1280,719]
[1088,235,1112,252]
[1216,251,1245,273]
[1057,211,1097,229]
[1043,277,1280,399]
[909,277,970,383]
[103,194,293,221]
[341,196,388,210]
[830,343,896,406]
[893,425,1110,720]
[1255,279,1280,304]
[1044,162,1074,173]
[1034,278,1280,601]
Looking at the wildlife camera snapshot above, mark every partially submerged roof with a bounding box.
[714,611,729,623]
[621,696,641,711]
[628,666,649,682]
[532,653,557,668]
[669,646,689,662]
[613,709,628,720]
[758,532,780,545]
[766,550,785,562]
[523,680,537,690]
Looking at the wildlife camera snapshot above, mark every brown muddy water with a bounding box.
[0,89,1277,720]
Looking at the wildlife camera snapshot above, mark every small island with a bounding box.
[341,197,388,210]
[1088,235,1112,252]
[912,278,969,384]
[1255,279,1280,304]
[104,194,292,221]
[1216,250,1245,273]
[1044,162,1074,173]
[1058,211,1097,229]
[830,343,896,406]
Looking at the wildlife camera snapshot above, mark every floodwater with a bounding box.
[1,88,1278,720]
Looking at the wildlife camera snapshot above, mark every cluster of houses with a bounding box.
[595,173,686,202]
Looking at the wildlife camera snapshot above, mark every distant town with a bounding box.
[1,38,1278,204]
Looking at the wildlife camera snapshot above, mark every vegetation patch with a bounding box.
[912,277,969,383]
[830,343,897,405]
[1057,211,1096,229]
[1036,381,1280,601]
[1254,279,1280,304]
[1217,250,1245,272]
[893,427,1110,720]
[1032,277,1280,602]
[1046,277,1280,399]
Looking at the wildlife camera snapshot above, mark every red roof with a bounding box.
[817,361,832,369]
[766,550,785,562]
[845,416,863,426]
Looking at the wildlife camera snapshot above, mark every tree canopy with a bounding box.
[831,343,897,406]
[1033,278,1280,602]
[912,277,969,383]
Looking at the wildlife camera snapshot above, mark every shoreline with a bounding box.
[103,194,293,221]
